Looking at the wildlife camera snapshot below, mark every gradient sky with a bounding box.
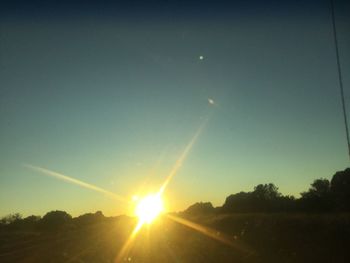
[1,0,350,217]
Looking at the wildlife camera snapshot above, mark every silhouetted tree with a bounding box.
[183,202,215,215]
[252,183,281,200]
[221,184,295,213]
[0,213,22,225]
[331,168,350,211]
[40,210,72,231]
[251,183,283,212]
[302,179,330,198]
[299,179,332,212]
[221,192,254,213]
[74,211,105,226]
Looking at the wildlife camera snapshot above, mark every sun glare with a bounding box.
[134,193,164,224]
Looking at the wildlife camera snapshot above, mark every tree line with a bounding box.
[0,211,111,232]
[184,167,350,214]
[1,168,350,230]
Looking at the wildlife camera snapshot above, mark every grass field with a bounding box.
[1,213,350,263]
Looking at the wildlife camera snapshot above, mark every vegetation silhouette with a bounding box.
[221,183,296,213]
[219,168,350,214]
[39,210,72,231]
[1,168,350,262]
[183,202,216,215]
[331,168,350,211]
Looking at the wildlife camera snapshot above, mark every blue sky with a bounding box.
[1,0,349,216]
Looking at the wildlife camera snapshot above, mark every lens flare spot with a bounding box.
[208,98,215,105]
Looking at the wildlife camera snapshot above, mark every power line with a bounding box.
[330,0,350,160]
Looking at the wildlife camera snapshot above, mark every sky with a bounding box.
[1,0,350,217]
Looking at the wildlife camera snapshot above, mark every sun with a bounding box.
[134,193,164,224]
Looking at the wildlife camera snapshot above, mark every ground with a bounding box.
[1,213,350,262]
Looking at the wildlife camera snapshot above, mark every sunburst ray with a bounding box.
[166,214,252,254]
[23,164,127,203]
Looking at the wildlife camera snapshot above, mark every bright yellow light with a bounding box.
[134,193,164,224]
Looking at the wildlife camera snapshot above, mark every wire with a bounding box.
[330,0,350,160]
